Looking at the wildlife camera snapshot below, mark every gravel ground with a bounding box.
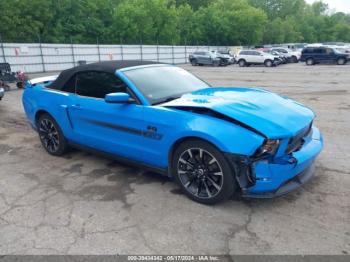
[0,63,349,255]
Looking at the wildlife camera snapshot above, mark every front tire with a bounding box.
[172,140,237,204]
[306,58,314,66]
[212,60,220,67]
[264,59,273,67]
[38,113,68,156]
[190,59,198,66]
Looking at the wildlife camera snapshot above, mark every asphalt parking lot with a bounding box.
[0,63,349,255]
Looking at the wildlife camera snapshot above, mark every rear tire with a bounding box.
[337,58,346,65]
[172,139,237,204]
[306,58,314,66]
[238,60,246,67]
[38,113,68,156]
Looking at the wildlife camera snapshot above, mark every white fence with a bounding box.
[0,43,227,73]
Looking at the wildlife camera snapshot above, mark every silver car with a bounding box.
[189,51,229,66]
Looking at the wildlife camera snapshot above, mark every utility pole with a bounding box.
[38,34,46,72]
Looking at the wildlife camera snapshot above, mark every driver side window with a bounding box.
[75,71,128,99]
[326,48,334,54]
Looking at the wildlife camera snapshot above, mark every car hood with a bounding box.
[264,54,276,59]
[337,51,350,56]
[162,87,315,139]
[291,50,301,57]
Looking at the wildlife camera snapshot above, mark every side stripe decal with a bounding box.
[83,119,163,140]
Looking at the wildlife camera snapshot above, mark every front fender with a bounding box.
[141,106,265,169]
[168,115,265,156]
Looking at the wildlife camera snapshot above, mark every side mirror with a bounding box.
[105,92,134,104]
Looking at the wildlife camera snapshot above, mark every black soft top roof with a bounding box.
[49,60,163,90]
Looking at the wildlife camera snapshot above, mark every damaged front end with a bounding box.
[225,124,323,198]
[163,103,322,198]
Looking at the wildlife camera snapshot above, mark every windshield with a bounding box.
[123,66,210,105]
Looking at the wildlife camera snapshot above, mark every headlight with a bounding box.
[255,139,280,157]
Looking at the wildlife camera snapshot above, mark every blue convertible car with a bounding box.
[23,61,323,204]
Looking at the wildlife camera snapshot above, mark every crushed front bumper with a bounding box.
[242,164,316,198]
[273,58,282,65]
[228,126,323,198]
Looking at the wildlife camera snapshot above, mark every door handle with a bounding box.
[147,125,157,132]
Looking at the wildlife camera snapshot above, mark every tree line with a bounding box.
[0,0,349,45]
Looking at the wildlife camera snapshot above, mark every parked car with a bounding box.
[0,86,4,100]
[266,50,287,64]
[189,51,229,66]
[270,48,300,63]
[23,60,323,204]
[334,47,350,54]
[237,50,278,67]
[214,50,236,64]
[279,43,307,52]
[300,46,349,65]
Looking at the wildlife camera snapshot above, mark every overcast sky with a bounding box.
[305,0,350,13]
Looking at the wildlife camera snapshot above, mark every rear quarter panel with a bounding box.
[22,86,74,137]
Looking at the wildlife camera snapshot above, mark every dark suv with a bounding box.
[300,47,349,65]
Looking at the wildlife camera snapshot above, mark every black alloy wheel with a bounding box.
[178,148,223,198]
[38,114,68,156]
[173,140,236,204]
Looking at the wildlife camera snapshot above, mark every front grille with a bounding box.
[285,123,313,154]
